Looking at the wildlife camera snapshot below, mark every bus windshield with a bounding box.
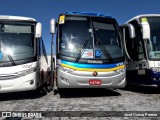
[92,17,122,59]
[0,22,35,62]
[146,17,160,59]
[59,15,122,60]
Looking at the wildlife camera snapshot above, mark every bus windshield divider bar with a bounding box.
[75,38,90,63]
[96,38,113,62]
[0,41,16,66]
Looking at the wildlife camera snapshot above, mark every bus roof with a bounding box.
[63,11,112,18]
[0,15,36,22]
[126,14,160,23]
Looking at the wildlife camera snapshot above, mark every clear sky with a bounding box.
[1,0,160,55]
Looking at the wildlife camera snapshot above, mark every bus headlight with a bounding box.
[116,68,125,73]
[16,67,37,76]
[151,67,160,72]
[60,66,74,73]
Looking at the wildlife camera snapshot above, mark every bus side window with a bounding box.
[129,28,145,61]
[137,33,145,60]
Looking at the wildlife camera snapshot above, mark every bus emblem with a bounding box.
[93,71,98,76]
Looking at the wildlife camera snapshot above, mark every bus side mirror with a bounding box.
[50,18,56,34]
[120,23,135,61]
[121,23,135,39]
[141,21,150,39]
[127,23,135,39]
[36,22,42,38]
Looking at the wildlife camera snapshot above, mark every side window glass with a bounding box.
[137,34,145,60]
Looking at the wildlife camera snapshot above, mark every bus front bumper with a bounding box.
[0,72,37,93]
[57,70,126,88]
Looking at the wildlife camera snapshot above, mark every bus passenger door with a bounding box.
[121,23,148,83]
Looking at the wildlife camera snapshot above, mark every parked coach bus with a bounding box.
[50,12,126,92]
[0,16,51,93]
[121,14,160,87]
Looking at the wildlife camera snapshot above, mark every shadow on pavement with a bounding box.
[121,84,160,94]
[58,88,121,98]
[0,90,52,101]
[4,117,22,120]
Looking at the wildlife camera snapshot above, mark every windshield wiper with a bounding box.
[96,38,113,62]
[0,41,16,66]
[75,38,90,63]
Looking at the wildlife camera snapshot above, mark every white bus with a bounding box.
[121,14,160,87]
[50,12,126,92]
[0,16,52,93]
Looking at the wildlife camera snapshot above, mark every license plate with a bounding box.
[138,70,145,75]
[89,80,102,85]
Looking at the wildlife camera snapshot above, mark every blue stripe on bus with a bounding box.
[61,60,123,69]
[65,12,112,18]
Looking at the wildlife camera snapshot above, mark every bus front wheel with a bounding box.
[58,88,66,96]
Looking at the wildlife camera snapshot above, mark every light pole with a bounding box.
[50,18,56,91]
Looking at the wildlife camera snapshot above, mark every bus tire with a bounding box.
[46,76,54,93]
[58,88,65,96]
[34,86,47,95]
